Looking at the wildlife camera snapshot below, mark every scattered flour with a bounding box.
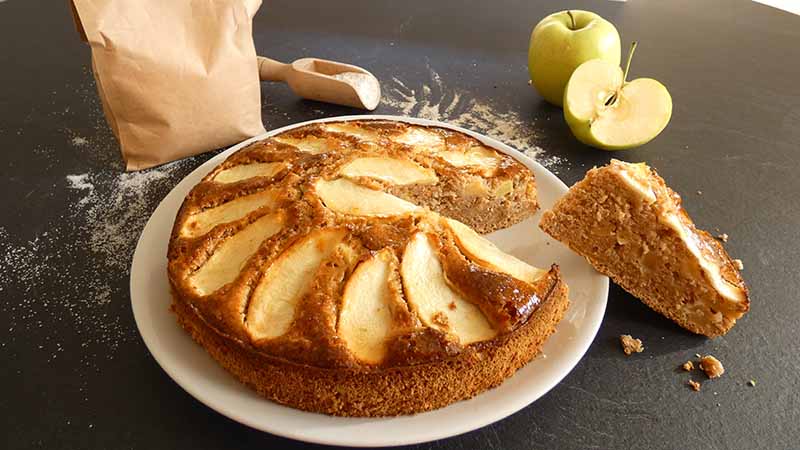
[65,173,94,207]
[65,167,177,270]
[71,136,88,146]
[0,158,192,363]
[381,68,567,173]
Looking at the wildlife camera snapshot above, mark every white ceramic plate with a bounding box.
[130,115,608,447]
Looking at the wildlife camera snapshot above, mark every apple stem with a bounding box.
[623,41,638,83]
[567,11,576,29]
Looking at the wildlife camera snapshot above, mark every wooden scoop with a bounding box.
[258,56,381,110]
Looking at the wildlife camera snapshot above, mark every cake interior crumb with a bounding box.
[688,380,701,391]
[682,361,694,371]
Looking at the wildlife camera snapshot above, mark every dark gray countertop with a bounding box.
[2,0,799,448]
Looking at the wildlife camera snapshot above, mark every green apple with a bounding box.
[564,42,672,150]
[528,10,621,107]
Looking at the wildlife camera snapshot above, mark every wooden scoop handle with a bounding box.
[258,56,291,82]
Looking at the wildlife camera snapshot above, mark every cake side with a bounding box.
[539,160,748,337]
[171,267,569,416]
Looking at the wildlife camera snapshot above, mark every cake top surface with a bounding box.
[168,120,557,369]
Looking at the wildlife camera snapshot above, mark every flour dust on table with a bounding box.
[382,67,567,174]
[70,136,89,147]
[65,165,190,270]
[0,158,193,367]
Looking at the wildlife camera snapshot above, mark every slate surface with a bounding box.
[1,0,798,449]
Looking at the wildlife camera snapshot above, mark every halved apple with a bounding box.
[246,228,346,341]
[339,157,438,185]
[400,232,496,345]
[315,178,419,216]
[338,249,397,364]
[189,212,284,296]
[213,162,285,184]
[181,190,279,238]
[446,218,546,283]
[564,42,672,150]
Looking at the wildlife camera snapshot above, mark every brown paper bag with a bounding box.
[71,0,266,170]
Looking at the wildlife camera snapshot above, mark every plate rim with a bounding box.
[130,114,608,447]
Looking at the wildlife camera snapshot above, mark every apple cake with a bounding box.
[168,120,570,416]
[539,159,748,337]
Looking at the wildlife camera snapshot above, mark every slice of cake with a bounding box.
[539,159,748,337]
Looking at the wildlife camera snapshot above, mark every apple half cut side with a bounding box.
[564,58,672,150]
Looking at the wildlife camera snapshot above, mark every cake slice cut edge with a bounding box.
[539,159,749,338]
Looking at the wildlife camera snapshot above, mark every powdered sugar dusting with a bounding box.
[381,68,567,173]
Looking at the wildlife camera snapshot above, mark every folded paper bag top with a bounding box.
[71,0,267,171]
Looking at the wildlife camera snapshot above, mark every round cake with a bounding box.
[168,119,570,416]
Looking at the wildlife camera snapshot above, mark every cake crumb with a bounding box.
[619,334,644,356]
[527,79,532,85]
[699,355,725,379]
[682,361,694,371]
[748,379,756,387]
[696,190,703,195]
[733,259,744,270]
[694,353,702,358]
[448,301,457,310]
[688,380,701,391]
[716,233,729,242]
